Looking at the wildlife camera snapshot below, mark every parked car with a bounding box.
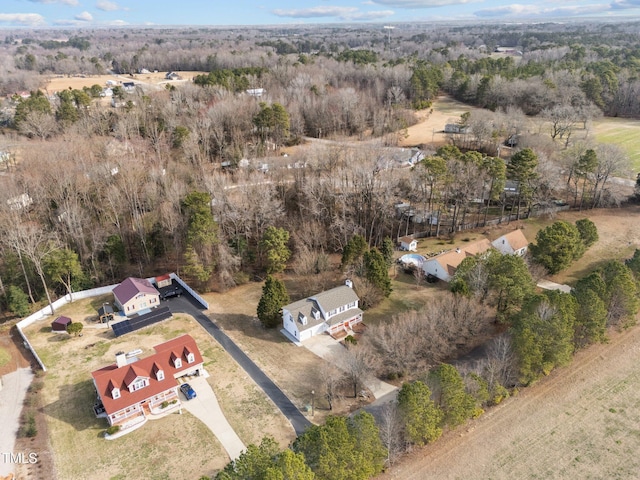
[161,287,183,300]
[180,382,196,400]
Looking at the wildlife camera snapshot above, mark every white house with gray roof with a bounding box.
[282,284,363,343]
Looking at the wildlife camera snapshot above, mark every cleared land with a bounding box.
[401,96,640,174]
[42,71,202,94]
[21,306,294,480]
[591,117,640,171]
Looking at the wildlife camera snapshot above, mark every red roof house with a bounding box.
[112,277,159,316]
[91,334,204,428]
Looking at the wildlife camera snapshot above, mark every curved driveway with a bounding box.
[169,294,311,436]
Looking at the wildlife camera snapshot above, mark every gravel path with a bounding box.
[0,367,34,477]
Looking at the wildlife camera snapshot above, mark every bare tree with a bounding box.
[376,401,407,466]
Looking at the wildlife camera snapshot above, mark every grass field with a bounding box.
[591,117,640,171]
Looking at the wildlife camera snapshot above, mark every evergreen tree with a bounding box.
[292,414,385,480]
[427,364,478,427]
[575,218,598,248]
[217,437,281,480]
[364,248,392,297]
[257,275,290,328]
[260,226,291,274]
[511,291,577,384]
[599,260,640,327]
[530,220,585,274]
[341,235,368,269]
[397,381,443,445]
[7,285,30,317]
[380,237,395,268]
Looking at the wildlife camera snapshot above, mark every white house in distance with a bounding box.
[91,334,204,430]
[112,277,160,316]
[282,283,363,343]
[492,230,529,256]
[399,236,418,252]
[422,239,492,282]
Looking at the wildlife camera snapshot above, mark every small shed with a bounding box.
[51,316,72,332]
[399,236,418,252]
[98,304,115,323]
[156,274,172,289]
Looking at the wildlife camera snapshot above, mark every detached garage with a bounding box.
[51,316,72,332]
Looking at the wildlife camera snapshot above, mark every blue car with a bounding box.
[180,383,196,400]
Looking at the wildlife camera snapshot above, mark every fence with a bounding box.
[16,275,205,371]
[16,284,119,372]
[169,273,209,309]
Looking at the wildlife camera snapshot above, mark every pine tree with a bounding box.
[364,248,392,297]
[257,275,290,328]
[397,381,443,445]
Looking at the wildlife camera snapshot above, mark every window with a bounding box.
[187,353,195,363]
[156,370,164,381]
[174,358,182,369]
[132,379,148,391]
[112,387,121,399]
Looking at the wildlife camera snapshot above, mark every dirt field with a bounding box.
[399,96,480,148]
[42,71,202,94]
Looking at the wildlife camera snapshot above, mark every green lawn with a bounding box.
[0,346,10,367]
[591,117,640,171]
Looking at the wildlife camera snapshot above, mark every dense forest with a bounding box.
[2,21,640,479]
[0,21,638,315]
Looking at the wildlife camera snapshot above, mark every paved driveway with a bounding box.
[304,335,397,400]
[0,368,34,477]
[166,293,311,436]
[180,376,245,460]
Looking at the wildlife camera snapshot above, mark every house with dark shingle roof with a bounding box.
[282,283,363,342]
[112,277,160,316]
[91,334,204,429]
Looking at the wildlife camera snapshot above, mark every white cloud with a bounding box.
[75,11,94,22]
[343,9,395,19]
[27,0,79,5]
[0,13,46,26]
[370,0,476,7]
[272,6,359,18]
[96,0,125,11]
[474,2,611,18]
[108,19,129,25]
[271,5,393,19]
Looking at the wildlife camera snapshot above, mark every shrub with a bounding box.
[161,401,169,409]
[106,425,120,435]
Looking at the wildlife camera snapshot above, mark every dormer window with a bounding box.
[174,357,182,369]
[156,369,164,381]
[112,387,121,399]
[187,352,195,363]
[131,379,148,391]
[298,313,307,325]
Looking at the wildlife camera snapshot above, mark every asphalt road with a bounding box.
[166,293,311,436]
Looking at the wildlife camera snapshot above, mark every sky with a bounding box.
[1,0,640,28]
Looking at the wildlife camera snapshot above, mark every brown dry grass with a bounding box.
[22,304,293,480]
[42,71,202,94]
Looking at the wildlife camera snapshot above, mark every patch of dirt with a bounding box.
[42,71,202,94]
[399,96,481,148]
